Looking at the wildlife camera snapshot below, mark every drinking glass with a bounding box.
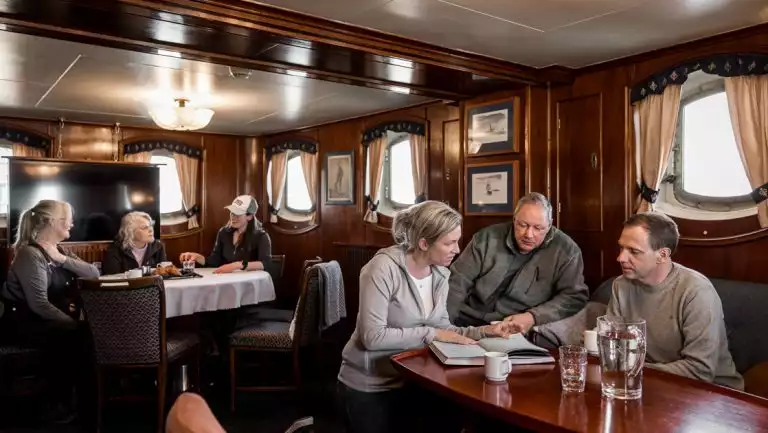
[559,345,587,393]
[182,260,196,273]
[597,315,647,400]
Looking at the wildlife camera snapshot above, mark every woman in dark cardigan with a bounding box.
[102,211,167,275]
[179,195,272,276]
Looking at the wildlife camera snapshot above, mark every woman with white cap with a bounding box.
[179,195,272,275]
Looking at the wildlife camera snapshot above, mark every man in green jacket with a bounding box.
[447,192,589,332]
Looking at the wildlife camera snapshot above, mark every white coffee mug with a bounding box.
[583,329,598,355]
[126,268,142,279]
[484,351,511,382]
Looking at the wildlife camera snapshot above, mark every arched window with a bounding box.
[150,150,185,216]
[266,149,314,221]
[365,131,418,217]
[657,71,755,220]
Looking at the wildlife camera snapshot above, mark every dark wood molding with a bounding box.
[269,223,319,236]
[160,226,203,240]
[0,0,573,103]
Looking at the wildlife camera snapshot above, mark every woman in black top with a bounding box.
[180,195,273,276]
[1,199,99,422]
[102,211,167,275]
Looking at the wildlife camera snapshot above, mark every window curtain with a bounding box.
[633,85,682,212]
[300,151,318,224]
[725,76,768,227]
[364,136,387,223]
[173,153,200,229]
[269,152,288,223]
[11,144,45,158]
[409,133,427,203]
[124,152,152,163]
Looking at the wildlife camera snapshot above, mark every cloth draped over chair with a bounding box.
[361,121,427,222]
[630,53,768,219]
[265,139,318,223]
[123,140,203,227]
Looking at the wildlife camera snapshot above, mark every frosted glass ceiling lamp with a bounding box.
[149,98,214,131]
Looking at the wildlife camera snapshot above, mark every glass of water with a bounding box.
[597,315,646,400]
[559,345,587,393]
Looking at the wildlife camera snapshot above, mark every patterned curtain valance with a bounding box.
[265,139,318,159]
[361,121,426,147]
[631,53,768,104]
[0,126,51,150]
[123,140,202,159]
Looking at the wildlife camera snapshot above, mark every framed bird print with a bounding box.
[464,161,520,215]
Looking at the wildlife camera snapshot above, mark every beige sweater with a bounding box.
[338,245,487,392]
[607,263,743,390]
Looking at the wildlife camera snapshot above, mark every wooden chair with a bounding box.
[229,257,323,412]
[79,276,201,433]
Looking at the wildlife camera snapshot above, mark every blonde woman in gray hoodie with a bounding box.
[337,200,514,433]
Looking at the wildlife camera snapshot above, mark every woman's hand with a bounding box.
[38,241,67,264]
[482,321,515,339]
[179,252,205,264]
[213,262,241,274]
[434,329,478,345]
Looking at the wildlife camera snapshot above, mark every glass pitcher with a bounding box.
[596,315,646,400]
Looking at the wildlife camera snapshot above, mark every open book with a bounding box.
[429,334,555,366]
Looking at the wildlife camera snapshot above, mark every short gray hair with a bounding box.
[118,211,154,249]
[392,201,462,252]
[514,192,553,224]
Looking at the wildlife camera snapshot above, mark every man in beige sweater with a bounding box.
[608,212,743,390]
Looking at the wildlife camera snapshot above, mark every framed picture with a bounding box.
[464,161,520,215]
[465,97,520,156]
[325,150,355,205]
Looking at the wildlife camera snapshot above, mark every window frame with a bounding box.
[0,143,11,220]
[282,150,314,215]
[149,149,188,222]
[667,79,754,212]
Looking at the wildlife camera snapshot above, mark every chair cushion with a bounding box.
[167,333,199,361]
[229,321,292,349]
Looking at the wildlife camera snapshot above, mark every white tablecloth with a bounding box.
[163,268,275,318]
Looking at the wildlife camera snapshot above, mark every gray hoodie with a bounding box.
[337,245,487,392]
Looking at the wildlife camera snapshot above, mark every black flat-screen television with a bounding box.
[8,158,160,243]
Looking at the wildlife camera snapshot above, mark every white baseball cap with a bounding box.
[225,195,258,216]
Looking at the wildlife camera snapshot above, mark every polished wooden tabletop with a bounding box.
[391,349,768,433]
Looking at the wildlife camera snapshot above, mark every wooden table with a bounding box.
[391,349,768,433]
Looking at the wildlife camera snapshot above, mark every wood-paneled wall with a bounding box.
[0,117,245,276]
[250,90,551,317]
[551,25,768,288]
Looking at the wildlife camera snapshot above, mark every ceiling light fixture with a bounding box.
[286,69,308,77]
[148,98,214,131]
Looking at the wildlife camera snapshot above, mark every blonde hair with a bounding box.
[14,199,72,249]
[118,211,154,249]
[391,200,462,252]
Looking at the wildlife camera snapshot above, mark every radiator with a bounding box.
[341,245,378,277]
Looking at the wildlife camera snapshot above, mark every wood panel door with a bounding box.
[557,94,603,233]
[556,94,604,287]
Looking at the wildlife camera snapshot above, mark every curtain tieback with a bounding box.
[268,204,280,215]
[640,181,659,204]
[365,195,379,212]
[415,193,427,204]
[750,184,768,204]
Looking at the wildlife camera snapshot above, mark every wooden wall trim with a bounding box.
[126,0,568,84]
